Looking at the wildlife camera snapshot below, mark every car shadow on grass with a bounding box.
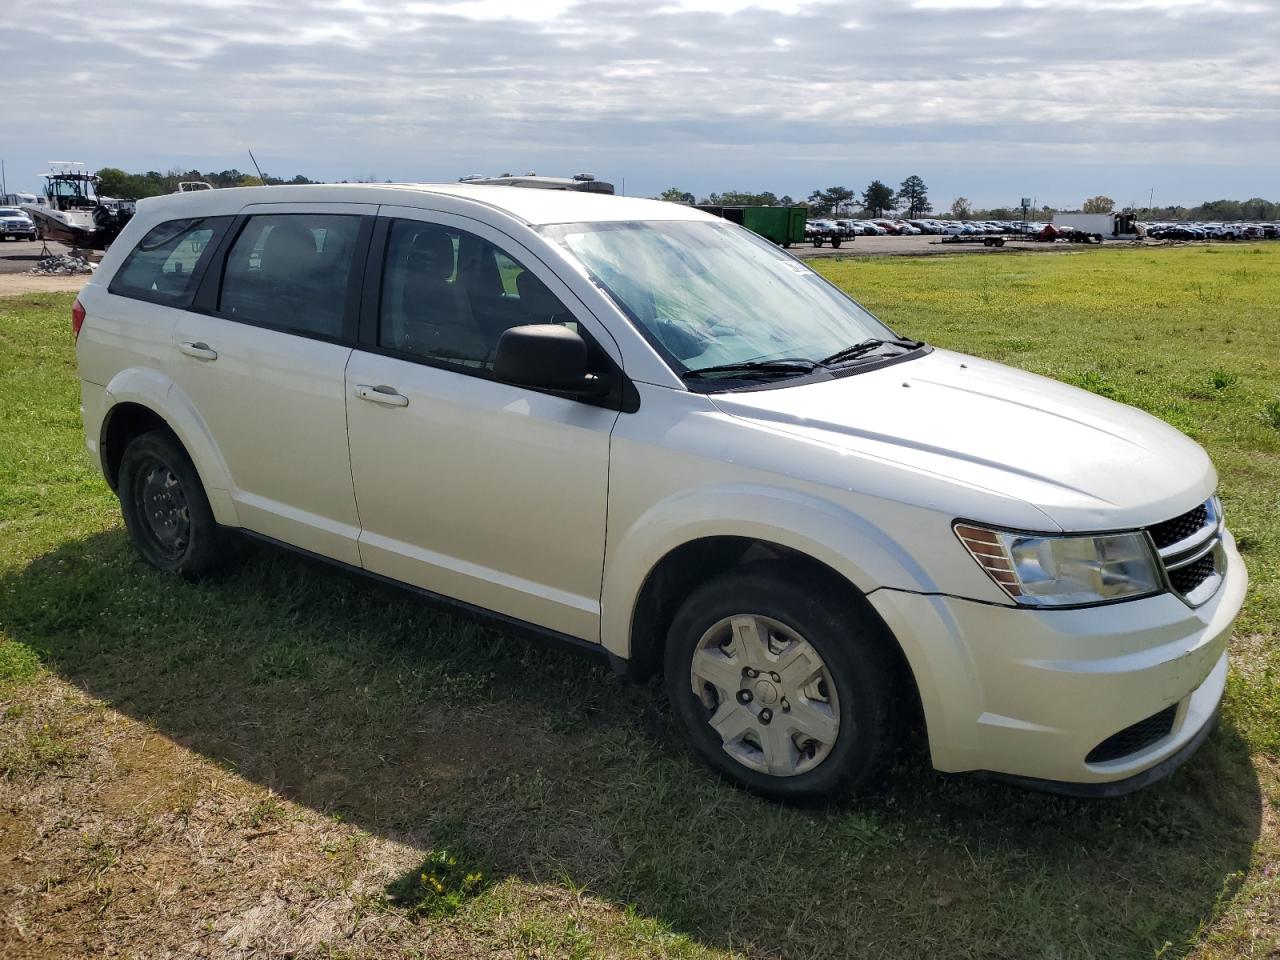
[2,529,1264,959]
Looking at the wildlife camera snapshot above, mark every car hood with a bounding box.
[709,348,1216,532]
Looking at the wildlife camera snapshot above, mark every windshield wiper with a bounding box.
[682,358,820,380]
[820,337,924,367]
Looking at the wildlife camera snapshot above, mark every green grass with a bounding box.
[1,246,1278,959]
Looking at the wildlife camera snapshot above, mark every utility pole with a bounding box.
[1,159,7,196]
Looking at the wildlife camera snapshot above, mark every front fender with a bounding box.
[600,482,940,660]
[100,367,241,527]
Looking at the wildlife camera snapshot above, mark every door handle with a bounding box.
[355,384,409,407]
[179,341,218,361]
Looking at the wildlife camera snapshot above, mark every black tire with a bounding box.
[118,430,235,580]
[664,562,902,803]
[831,238,842,248]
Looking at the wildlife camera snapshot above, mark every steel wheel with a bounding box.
[132,456,192,561]
[689,614,841,777]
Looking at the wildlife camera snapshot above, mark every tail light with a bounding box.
[72,299,86,341]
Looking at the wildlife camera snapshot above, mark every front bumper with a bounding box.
[869,530,1246,788]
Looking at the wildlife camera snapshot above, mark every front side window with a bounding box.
[219,214,362,339]
[542,219,898,375]
[379,219,577,370]
[109,217,231,307]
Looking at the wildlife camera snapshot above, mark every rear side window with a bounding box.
[110,217,231,307]
[218,214,362,340]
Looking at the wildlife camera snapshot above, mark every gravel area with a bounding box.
[0,240,97,294]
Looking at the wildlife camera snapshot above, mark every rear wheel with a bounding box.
[664,563,901,802]
[118,430,235,580]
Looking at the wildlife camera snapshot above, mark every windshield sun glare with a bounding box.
[542,220,899,377]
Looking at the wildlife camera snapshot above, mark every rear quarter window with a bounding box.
[109,217,232,307]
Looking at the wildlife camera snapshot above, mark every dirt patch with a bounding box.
[0,274,87,296]
[0,675,603,959]
[1229,632,1273,682]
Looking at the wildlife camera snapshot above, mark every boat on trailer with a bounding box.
[21,162,135,249]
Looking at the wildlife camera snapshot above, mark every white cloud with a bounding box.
[0,0,1275,203]
[404,0,576,20]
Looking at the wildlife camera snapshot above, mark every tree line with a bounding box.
[658,179,1280,223]
[660,175,932,218]
[95,167,319,199]
[93,167,1279,223]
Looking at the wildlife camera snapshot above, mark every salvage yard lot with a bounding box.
[1,245,1278,959]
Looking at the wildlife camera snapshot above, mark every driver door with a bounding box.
[345,208,621,641]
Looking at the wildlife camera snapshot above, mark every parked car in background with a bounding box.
[76,182,1246,804]
[0,207,37,241]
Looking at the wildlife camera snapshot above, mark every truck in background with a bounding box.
[1051,212,1138,240]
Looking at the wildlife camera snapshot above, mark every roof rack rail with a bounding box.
[455,173,615,195]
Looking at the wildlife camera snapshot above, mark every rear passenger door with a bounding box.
[345,209,620,641]
[172,203,374,565]
[87,215,234,393]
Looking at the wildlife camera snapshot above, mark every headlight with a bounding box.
[954,523,1162,607]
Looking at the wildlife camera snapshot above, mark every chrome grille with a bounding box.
[1148,497,1224,607]
[1169,551,1217,595]
[1148,503,1209,550]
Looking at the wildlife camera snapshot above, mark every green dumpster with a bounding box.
[694,205,807,247]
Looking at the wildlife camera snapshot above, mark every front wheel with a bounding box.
[118,430,236,580]
[664,563,902,803]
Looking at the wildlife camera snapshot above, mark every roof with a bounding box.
[134,182,712,227]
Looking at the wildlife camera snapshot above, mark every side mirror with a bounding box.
[493,324,610,396]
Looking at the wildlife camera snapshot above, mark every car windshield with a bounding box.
[541,219,897,374]
[0,209,23,217]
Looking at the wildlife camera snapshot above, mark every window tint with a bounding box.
[219,214,362,339]
[110,217,230,307]
[379,220,577,370]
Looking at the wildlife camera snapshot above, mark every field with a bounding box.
[1,245,1278,959]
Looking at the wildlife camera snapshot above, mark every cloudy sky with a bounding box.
[3,0,1276,208]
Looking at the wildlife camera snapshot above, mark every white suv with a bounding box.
[75,184,1246,802]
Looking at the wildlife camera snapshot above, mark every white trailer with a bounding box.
[1051,213,1136,239]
